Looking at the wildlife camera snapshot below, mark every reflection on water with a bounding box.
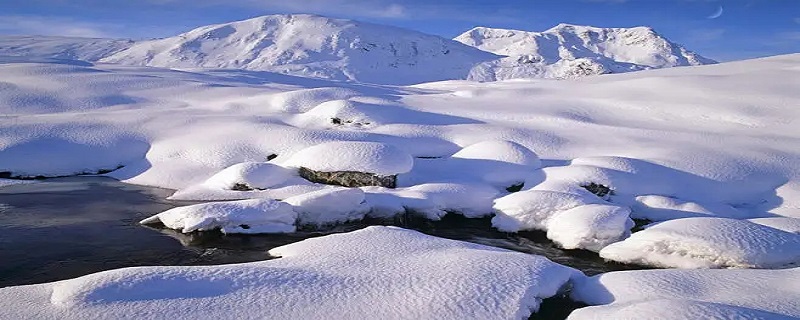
[0,177,641,291]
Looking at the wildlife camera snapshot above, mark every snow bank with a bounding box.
[492,190,604,232]
[140,199,296,234]
[600,217,800,268]
[282,141,414,176]
[492,190,632,252]
[546,204,634,252]
[364,182,499,219]
[202,162,294,190]
[569,267,800,319]
[284,187,368,225]
[0,226,581,319]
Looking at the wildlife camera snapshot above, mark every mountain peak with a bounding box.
[96,14,497,85]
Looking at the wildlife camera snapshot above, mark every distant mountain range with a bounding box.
[0,14,716,84]
[455,24,716,80]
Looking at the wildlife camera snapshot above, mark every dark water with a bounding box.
[0,177,641,317]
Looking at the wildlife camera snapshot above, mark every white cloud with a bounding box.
[0,15,116,37]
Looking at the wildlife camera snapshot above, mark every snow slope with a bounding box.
[97,14,497,85]
[0,226,581,320]
[455,24,715,80]
[0,35,133,61]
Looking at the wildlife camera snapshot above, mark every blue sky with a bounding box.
[1,0,798,61]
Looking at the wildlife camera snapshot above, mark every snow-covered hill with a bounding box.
[96,14,497,85]
[0,16,719,84]
[0,35,133,61]
[455,24,716,80]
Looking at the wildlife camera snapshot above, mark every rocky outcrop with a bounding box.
[298,167,397,188]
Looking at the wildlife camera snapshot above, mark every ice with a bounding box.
[139,198,296,234]
[599,217,800,268]
[570,267,800,319]
[0,226,581,320]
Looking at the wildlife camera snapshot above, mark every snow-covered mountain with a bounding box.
[0,16,717,83]
[97,14,498,85]
[0,35,133,61]
[455,24,716,80]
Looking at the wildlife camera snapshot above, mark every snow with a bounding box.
[599,217,800,268]
[492,190,604,232]
[0,178,36,188]
[491,190,632,252]
[364,182,500,219]
[140,198,296,234]
[284,187,369,225]
[748,217,800,234]
[201,162,294,190]
[0,226,581,319]
[455,24,715,80]
[0,16,720,84]
[569,267,800,319]
[546,204,634,252]
[282,141,414,176]
[100,14,498,85]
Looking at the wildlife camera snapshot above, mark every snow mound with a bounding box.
[547,204,634,252]
[748,217,800,234]
[492,190,604,232]
[532,156,777,221]
[284,187,368,225]
[269,87,360,113]
[0,226,581,319]
[570,267,800,319]
[400,140,542,191]
[492,190,632,251]
[364,182,500,219]
[599,217,800,268]
[282,141,413,176]
[452,140,542,167]
[140,198,296,234]
[202,162,294,190]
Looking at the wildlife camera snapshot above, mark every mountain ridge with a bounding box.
[0,14,716,83]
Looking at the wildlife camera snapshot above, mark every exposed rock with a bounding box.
[298,167,397,188]
[231,183,254,191]
[582,182,613,198]
[506,182,524,193]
